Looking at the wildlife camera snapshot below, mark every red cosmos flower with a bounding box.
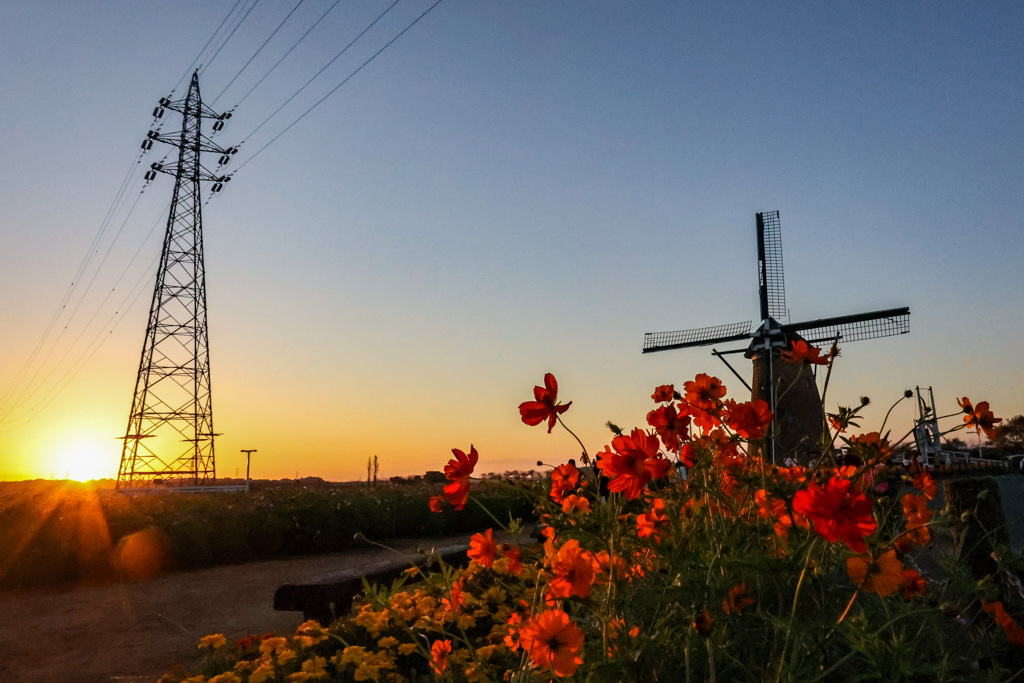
[692,609,713,637]
[792,476,877,553]
[726,399,773,439]
[468,528,498,568]
[899,568,927,600]
[500,544,523,576]
[780,339,830,365]
[636,497,671,543]
[595,428,671,500]
[430,640,452,674]
[982,600,1024,647]
[963,399,1002,439]
[684,373,726,411]
[519,609,585,677]
[651,384,676,402]
[519,372,572,433]
[441,579,466,614]
[647,403,691,452]
[548,539,596,599]
[549,462,580,503]
[428,496,444,513]
[442,445,479,510]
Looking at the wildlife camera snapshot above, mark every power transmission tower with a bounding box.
[117,72,236,490]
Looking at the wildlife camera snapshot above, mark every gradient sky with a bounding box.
[1,1,1021,482]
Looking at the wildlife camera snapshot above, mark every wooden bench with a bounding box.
[273,543,469,625]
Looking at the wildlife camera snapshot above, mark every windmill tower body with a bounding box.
[117,73,232,489]
[643,210,910,464]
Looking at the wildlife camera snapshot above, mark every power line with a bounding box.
[237,0,444,172]
[231,0,345,110]
[204,0,264,75]
[173,0,247,94]
[211,0,308,106]
[239,0,403,145]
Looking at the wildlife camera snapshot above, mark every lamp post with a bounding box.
[241,449,257,491]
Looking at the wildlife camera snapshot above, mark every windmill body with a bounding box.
[643,211,910,463]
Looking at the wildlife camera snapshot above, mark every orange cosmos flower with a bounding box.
[520,609,585,677]
[964,399,1002,439]
[430,640,452,674]
[519,372,572,433]
[792,476,877,553]
[726,398,773,439]
[504,612,523,650]
[468,529,498,568]
[684,373,726,411]
[561,494,591,514]
[846,432,892,465]
[652,384,676,402]
[442,445,479,510]
[722,582,756,614]
[911,469,937,500]
[428,496,444,513]
[636,497,671,544]
[983,600,1024,647]
[780,339,830,365]
[897,493,932,550]
[846,549,904,597]
[595,428,671,500]
[548,539,596,599]
[647,403,691,452]
[592,550,626,585]
[549,462,580,503]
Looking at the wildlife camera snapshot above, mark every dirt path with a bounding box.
[0,536,471,683]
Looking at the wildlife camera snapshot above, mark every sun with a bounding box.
[53,436,118,482]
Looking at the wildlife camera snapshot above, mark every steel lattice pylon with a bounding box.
[117,72,234,489]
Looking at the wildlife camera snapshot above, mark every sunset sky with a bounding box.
[1,1,1021,483]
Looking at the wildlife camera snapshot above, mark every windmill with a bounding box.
[642,210,910,463]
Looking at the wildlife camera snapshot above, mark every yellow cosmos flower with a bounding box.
[198,633,227,650]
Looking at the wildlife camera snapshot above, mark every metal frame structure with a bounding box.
[117,72,234,489]
[643,210,911,462]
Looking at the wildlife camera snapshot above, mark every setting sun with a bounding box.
[51,436,118,482]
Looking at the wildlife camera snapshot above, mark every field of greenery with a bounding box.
[0,477,535,590]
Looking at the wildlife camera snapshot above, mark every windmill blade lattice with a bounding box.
[757,210,786,320]
[783,307,910,345]
[643,320,752,353]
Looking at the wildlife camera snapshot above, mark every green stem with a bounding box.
[468,495,510,533]
[557,414,590,465]
[776,541,816,682]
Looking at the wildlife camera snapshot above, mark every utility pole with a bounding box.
[116,71,236,490]
[241,449,257,491]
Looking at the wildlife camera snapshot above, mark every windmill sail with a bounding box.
[756,210,786,321]
[783,307,910,345]
[643,321,752,353]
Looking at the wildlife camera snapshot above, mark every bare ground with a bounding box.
[0,536,471,683]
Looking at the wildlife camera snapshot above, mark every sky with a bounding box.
[1,1,1021,483]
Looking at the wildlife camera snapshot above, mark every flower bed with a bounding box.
[164,349,1024,681]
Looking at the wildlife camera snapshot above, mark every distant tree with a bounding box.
[992,415,1024,453]
[944,437,971,452]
